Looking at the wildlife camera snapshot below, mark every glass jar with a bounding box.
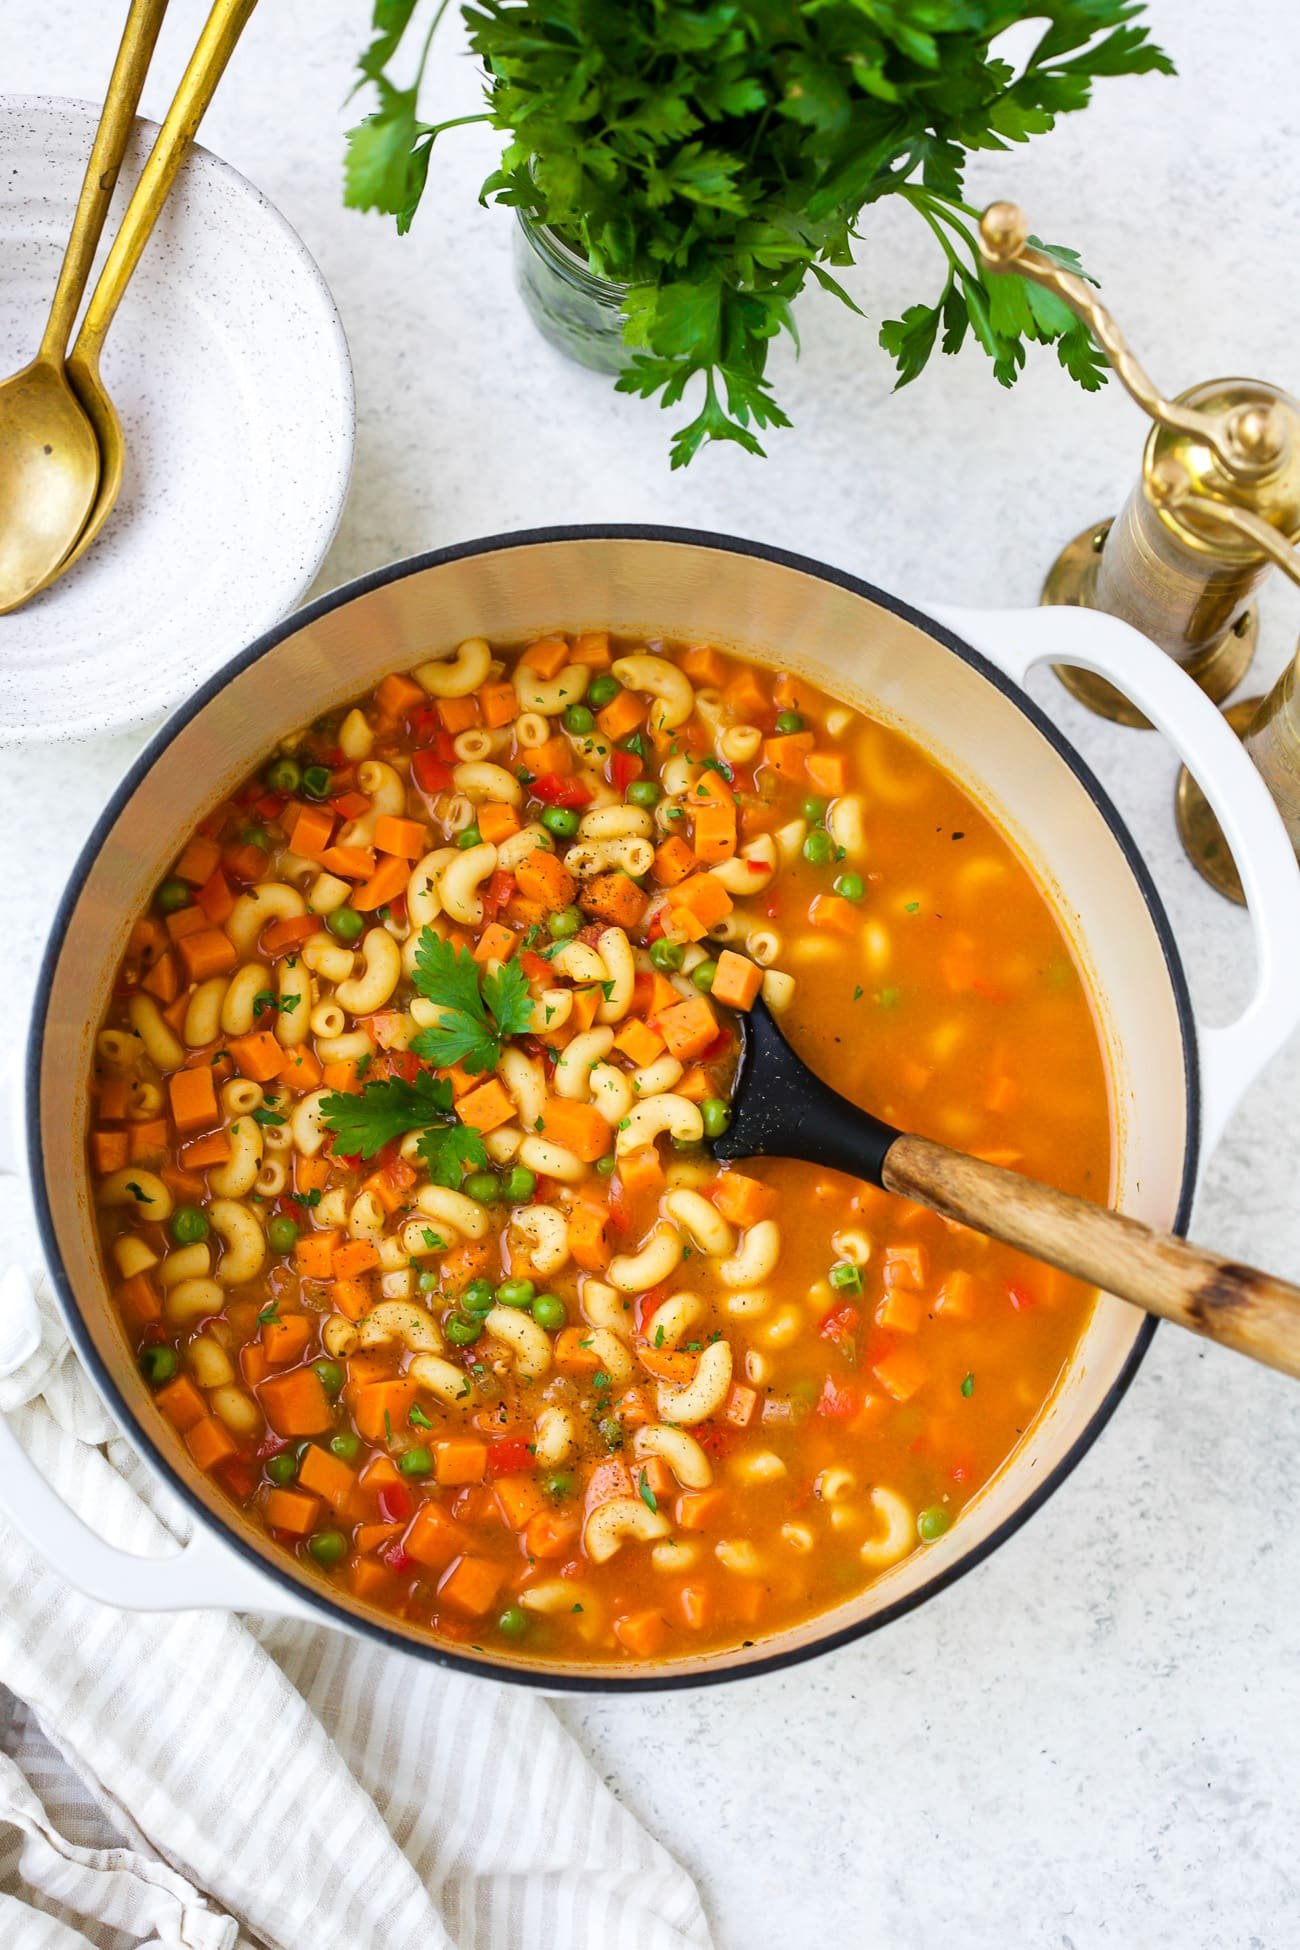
[512,209,630,375]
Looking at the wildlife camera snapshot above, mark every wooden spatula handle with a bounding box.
[883,1134,1300,1378]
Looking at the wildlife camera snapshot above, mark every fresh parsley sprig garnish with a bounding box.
[409,928,532,1075]
[317,1069,489,1189]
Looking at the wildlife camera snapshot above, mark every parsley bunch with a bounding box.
[346,0,1172,466]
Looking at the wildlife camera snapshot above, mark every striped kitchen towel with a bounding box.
[0,1268,714,1950]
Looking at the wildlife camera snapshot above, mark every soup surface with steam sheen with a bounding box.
[88,631,1110,1666]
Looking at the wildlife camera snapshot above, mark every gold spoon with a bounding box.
[0,0,170,615]
[20,0,260,608]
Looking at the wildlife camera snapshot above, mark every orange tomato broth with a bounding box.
[89,632,1109,1666]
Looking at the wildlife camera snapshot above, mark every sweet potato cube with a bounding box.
[403,1501,470,1572]
[709,950,762,1012]
[655,995,719,1062]
[168,1065,218,1134]
[437,1554,506,1618]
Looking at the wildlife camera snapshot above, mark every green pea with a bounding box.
[307,1530,347,1566]
[532,1292,567,1331]
[457,825,482,849]
[587,674,620,709]
[326,906,364,942]
[169,1205,209,1246]
[240,826,269,850]
[649,937,684,972]
[266,1451,298,1486]
[495,1277,535,1310]
[312,1359,344,1398]
[265,757,301,793]
[626,778,661,808]
[918,1505,951,1542]
[418,1269,439,1292]
[445,1312,483,1346]
[267,1215,299,1255]
[329,1432,362,1461]
[691,958,718,994]
[463,1277,496,1315]
[801,796,826,823]
[548,905,583,939]
[463,1170,499,1205]
[774,710,805,734]
[541,805,579,839]
[498,1604,529,1638]
[802,828,834,865]
[501,1165,536,1204]
[155,877,191,914]
[563,703,595,735]
[546,1471,576,1500]
[595,1153,617,1176]
[399,1446,433,1478]
[301,765,332,800]
[139,1345,177,1388]
[700,1097,731,1139]
[834,872,864,901]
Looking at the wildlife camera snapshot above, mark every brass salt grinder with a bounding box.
[978,202,1300,903]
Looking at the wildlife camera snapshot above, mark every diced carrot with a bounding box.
[258,1367,335,1437]
[277,1046,323,1093]
[115,1271,161,1331]
[294,1154,332,1197]
[539,1096,614,1163]
[329,1279,372,1322]
[437,1062,478,1100]
[226,1029,283,1082]
[692,766,735,808]
[710,1171,774,1227]
[494,1473,545,1529]
[677,1582,712,1631]
[435,694,481,734]
[285,803,335,861]
[472,921,516,965]
[723,1383,757,1426]
[617,1145,665,1197]
[331,1239,379,1281]
[262,1314,313,1366]
[353,1377,420,1443]
[723,668,769,719]
[520,635,570,678]
[297,1443,359,1512]
[358,1446,403,1484]
[528,735,572,777]
[569,986,602,1032]
[652,836,696,886]
[316,845,376,882]
[655,995,719,1062]
[438,1554,506,1618]
[578,872,647,929]
[321,1058,362,1095]
[265,1486,322,1535]
[371,815,426,859]
[772,673,820,715]
[675,1488,725,1531]
[570,630,611,667]
[638,1455,674,1503]
[178,1130,231,1171]
[165,905,207,942]
[355,1521,401,1555]
[185,1415,239,1473]
[96,1078,129,1121]
[350,1557,394,1601]
[634,1343,695,1384]
[91,1129,129,1174]
[615,1383,652,1428]
[162,994,192,1035]
[554,1327,606,1375]
[680,644,726,686]
[479,679,519,727]
[614,1018,665,1067]
[176,929,239,984]
[613,1608,669,1658]
[872,1345,928,1402]
[805,750,847,795]
[239,1342,270,1387]
[761,731,815,780]
[524,1509,581,1560]
[675,1065,711,1103]
[167,1066,218,1134]
[141,951,180,1004]
[514,849,576,910]
[195,868,236,927]
[404,1502,471,1572]
[376,671,426,719]
[584,1457,633,1511]
[877,1286,925,1332]
[128,1119,169,1162]
[709,949,762,1011]
[260,914,319,958]
[935,1270,975,1319]
[594,690,646,743]
[691,802,737,863]
[351,856,411,912]
[665,873,732,929]
[477,803,520,846]
[173,836,222,885]
[566,1202,611,1274]
[456,1077,516,1135]
[810,893,860,936]
[155,1375,206,1432]
[433,1437,487,1486]
[293,1230,338,1281]
[360,1166,407,1216]
[884,1243,928,1289]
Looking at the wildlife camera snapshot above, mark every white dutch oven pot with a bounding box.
[2,529,1298,1692]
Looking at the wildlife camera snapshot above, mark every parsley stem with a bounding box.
[414,0,454,91]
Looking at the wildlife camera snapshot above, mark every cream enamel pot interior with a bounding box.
[4,527,1300,1695]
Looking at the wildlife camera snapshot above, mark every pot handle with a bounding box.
[926,602,1300,1161]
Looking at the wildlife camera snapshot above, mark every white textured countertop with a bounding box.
[6,4,1300,1944]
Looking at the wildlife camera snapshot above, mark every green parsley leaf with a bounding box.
[251,1105,286,1127]
[319,1070,453,1159]
[409,927,532,1074]
[409,1403,434,1428]
[417,1120,488,1190]
[638,1468,658,1514]
[961,1372,975,1398]
[125,1181,152,1204]
[256,1304,280,1325]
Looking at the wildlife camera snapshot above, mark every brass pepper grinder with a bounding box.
[978,203,1300,720]
[978,202,1300,900]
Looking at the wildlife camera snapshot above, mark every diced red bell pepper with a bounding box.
[487,870,516,907]
[1009,1282,1038,1312]
[412,750,454,796]
[520,951,551,981]
[217,1456,259,1501]
[332,790,372,820]
[695,1420,739,1459]
[378,1484,414,1524]
[816,1376,862,1419]
[486,1437,535,1477]
[223,843,268,885]
[819,1303,860,1347]
[389,1050,421,1085]
[610,751,643,793]
[383,1544,414,1575]
[530,773,593,809]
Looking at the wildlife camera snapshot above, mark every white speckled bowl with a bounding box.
[0,95,354,746]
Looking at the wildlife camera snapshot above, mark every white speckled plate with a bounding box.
[0,96,354,745]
